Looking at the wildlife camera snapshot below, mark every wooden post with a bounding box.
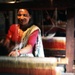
[66,9,74,72]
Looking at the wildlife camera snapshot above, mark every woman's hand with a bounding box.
[8,50,20,57]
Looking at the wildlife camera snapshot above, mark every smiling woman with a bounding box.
[0,9,44,57]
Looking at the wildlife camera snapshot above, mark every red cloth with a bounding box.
[6,24,23,43]
[6,24,39,48]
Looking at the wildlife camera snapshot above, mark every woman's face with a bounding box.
[17,9,31,26]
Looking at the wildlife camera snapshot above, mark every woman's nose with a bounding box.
[20,15,25,19]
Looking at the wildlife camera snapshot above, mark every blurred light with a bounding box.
[7,1,16,3]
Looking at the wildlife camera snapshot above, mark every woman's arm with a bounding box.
[8,30,39,57]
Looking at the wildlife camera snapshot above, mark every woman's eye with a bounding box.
[18,14,21,16]
[23,14,29,17]
[18,14,29,17]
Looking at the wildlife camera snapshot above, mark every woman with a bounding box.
[4,9,44,57]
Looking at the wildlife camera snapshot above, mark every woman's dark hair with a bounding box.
[17,8,32,15]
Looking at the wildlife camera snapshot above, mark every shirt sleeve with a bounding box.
[6,25,13,40]
[6,24,19,42]
[27,29,39,47]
